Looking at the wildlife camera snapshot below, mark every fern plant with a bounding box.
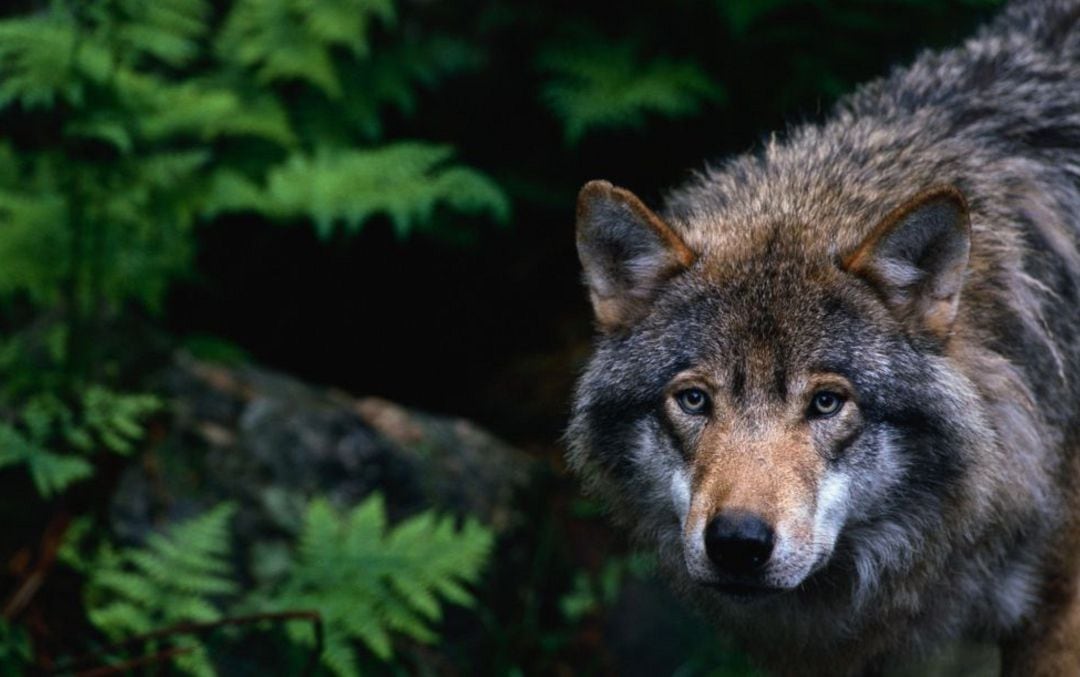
[83,504,239,677]
[250,495,494,677]
[0,387,159,496]
[0,0,506,311]
[75,495,493,676]
[538,36,723,143]
[209,143,508,239]
[0,0,507,500]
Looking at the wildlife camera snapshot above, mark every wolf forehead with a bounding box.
[583,263,892,401]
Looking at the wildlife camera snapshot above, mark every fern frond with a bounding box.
[87,601,155,636]
[173,642,216,677]
[260,494,494,674]
[212,143,509,239]
[85,503,239,674]
[121,75,293,146]
[319,634,362,677]
[538,39,723,143]
[117,0,212,68]
[0,151,70,304]
[0,11,80,109]
[65,116,134,154]
[332,35,483,139]
[137,82,241,140]
[304,0,396,51]
[25,449,94,497]
[0,423,93,496]
[217,0,394,97]
[80,387,161,455]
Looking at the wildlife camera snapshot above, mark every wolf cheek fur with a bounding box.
[565,1,1080,675]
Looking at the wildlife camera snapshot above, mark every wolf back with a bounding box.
[567,1,1080,675]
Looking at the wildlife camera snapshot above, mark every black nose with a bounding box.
[704,511,775,577]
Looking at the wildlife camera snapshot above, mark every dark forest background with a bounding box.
[0,0,1002,674]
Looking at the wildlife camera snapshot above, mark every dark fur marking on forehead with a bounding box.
[772,352,789,401]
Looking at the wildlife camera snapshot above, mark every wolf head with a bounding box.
[567,179,985,602]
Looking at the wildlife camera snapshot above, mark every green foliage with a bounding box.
[0,145,70,306]
[0,10,81,109]
[85,504,239,677]
[0,424,92,497]
[334,35,484,140]
[0,0,505,502]
[559,553,654,623]
[252,495,494,677]
[0,388,159,496]
[74,495,493,676]
[0,619,32,676]
[217,0,396,97]
[77,388,162,454]
[0,0,504,312]
[538,38,723,143]
[210,143,510,238]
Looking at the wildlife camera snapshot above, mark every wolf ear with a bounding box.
[576,180,696,331]
[843,186,971,341]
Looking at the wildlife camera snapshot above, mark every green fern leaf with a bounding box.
[538,39,724,143]
[173,642,217,677]
[0,153,70,304]
[65,117,134,154]
[259,494,493,672]
[88,601,156,636]
[218,0,394,97]
[0,12,81,109]
[85,503,239,676]
[223,143,509,239]
[138,82,241,140]
[117,0,212,68]
[0,422,93,496]
[80,387,161,455]
[88,570,160,606]
[320,634,362,677]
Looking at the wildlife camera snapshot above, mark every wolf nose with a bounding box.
[704,511,775,576]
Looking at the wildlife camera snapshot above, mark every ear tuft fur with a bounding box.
[576,180,695,331]
[843,186,971,341]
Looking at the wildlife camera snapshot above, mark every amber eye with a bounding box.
[808,391,845,418]
[675,388,710,415]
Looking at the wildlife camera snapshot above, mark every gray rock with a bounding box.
[110,352,535,546]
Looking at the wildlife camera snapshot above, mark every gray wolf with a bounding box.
[566,1,1080,674]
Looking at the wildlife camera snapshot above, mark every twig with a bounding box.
[3,511,71,620]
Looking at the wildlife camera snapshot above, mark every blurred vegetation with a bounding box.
[0,0,1001,674]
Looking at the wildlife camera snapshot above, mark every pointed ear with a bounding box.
[843,186,971,341]
[576,180,696,331]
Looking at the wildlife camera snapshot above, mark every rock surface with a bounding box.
[111,352,536,545]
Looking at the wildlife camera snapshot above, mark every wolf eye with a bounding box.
[808,391,845,418]
[675,388,710,415]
